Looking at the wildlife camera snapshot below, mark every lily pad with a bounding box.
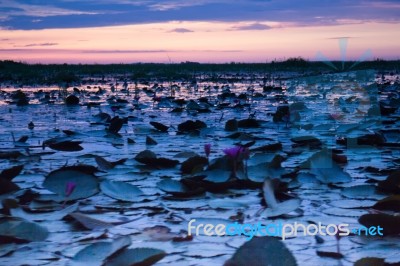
[378,170,400,194]
[0,217,49,242]
[354,257,385,266]
[95,156,114,171]
[150,121,169,132]
[0,165,23,195]
[316,249,343,259]
[157,179,204,197]
[225,236,297,266]
[43,168,99,201]
[69,236,131,266]
[178,120,206,132]
[69,212,114,230]
[0,165,24,180]
[181,156,208,174]
[203,169,232,183]
[43,137,83,151]
[247,163,285,183]
[208,199,248,209]
[322,207,367,217]
[10,202,79,221]
[291,135,321,147]
[100,180,143,202]
[308,151,351,184]
[342,185,387,200]
[105,247,166,266]
[373,195,400,212]
[328,199,376,209]
[135,150,179,168]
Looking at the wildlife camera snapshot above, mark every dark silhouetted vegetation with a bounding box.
[0,59,398,86]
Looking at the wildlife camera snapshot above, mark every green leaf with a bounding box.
[225,237,297,266]
[105,248,166,266]
[0,217,49,242]
[100,180,143,202]
[68,236,131,266]
[43,169,99,201]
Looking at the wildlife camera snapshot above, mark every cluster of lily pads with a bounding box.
[0,68,400,265]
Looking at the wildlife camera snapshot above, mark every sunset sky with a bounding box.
[0,0,399,63]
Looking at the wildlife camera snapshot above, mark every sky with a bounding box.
[0,0,399,63]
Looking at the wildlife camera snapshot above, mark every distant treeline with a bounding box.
[0,58,399,86]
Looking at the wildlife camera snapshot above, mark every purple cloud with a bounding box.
[231,23,272,31]
[24,42,58,47]
[169,28,193,33]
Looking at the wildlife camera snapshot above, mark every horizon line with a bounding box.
[1,58,399,65]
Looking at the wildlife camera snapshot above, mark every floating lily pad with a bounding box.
[150,121,169,132]
[296,172,319,183]
[373,195,400,212]
[247,153,277,167]
[181,156,208,174]
[178,120,206,132]
[342,185,387,200]
[44,137,83,151]
[108,116,124,134]
[10,202,79,221]
[316,249,343,259]
[208,199,248,209]
[291,135,321,147]
[328,199,375,209]
[308,151,351,184]
[69,212,113,230]
[157,179,204,197]
[237,118,259,128]
[135,150,156,161]
[203,169,232,183]
[354,257,385,266]
[225,237,297,266]
[146,136,158,145]
[247,163,285,183]
[68,236,131,266]
[105,247,166,266]
[378,170,400,194]
[0,217,49,242]
[135,150,179,168]
[100,180,143,202]
[0,165,23,195]
[95,156,114,171]
[322,207,367,217]
[0,165,24,181]
[43,168,99,201]
[347,243,400,264]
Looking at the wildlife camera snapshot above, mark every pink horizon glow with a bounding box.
[1,21,399,63]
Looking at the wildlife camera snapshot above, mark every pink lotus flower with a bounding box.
[204,143,211,157]
[65,181,76,197]
[223,146,249,160]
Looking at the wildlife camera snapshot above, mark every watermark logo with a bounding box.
[316,37,373,71]
[187,219,383,240]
